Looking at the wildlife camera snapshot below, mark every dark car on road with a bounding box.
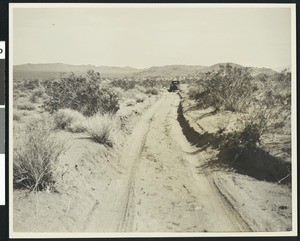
[168,80,180,92]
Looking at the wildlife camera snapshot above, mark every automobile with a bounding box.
[168,80,180,92]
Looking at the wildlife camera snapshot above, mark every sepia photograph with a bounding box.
[9,3,297,238]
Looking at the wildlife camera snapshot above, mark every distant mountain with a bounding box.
[132,65,207,78]
[13,62,278,80]
[13,63,140,79]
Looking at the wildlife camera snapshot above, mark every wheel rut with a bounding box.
[121,93,251,232]
[84,92,251,232]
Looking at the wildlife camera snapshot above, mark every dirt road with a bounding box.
[84,92,251,232]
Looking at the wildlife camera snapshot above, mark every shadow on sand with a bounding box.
[177,99,291,184]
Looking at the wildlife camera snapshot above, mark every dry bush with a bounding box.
[17,102,36,111]
[13,112,21,121]
[110,78,137,90]
[219,105,289,162]
[145,87,159,95]
[43,70,119,116]
[13,117,67,191]
[29,88,45,103]
[109,86,125,100]
[85,113,120,147]
[125,99,136,107]
[135,85,147,94]
[140,77,161,88]
[220,119,261,153]
[18,93,27,98]
[23,79,40,90]
[135,93,147,103]
[190,64,256,112]
[187,85,206,100]
[53,108,86,133]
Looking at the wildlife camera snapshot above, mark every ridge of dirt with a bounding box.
[177,93,292,232]
[119,93,251,232]
[84,94,167,232]
[13,94,162,233]
[177,96,291,184]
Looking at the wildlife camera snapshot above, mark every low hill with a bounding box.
[13,63,140,80]
[13,62,278,80]
[132,65,207,78]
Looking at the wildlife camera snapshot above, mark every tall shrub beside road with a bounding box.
[190,64,256,112]
[43,70,119,116]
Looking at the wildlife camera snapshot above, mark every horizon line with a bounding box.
[13,62,291,71]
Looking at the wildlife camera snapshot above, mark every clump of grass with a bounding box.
[53,108,86,132]
[13,117,67,191]
[85,113,119,147]
[17,102,36,111]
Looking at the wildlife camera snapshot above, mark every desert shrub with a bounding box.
[145,87,159,95]
[135,85,147,93]
[13,90,20,99]
[187,85,206,100]
[13,112,21,121]
[13,117,67,191]
[140,78,160,88]
[68,121,86,133]
[53,108,86,132]
[23,79,40,90]
[135,93,146,103]
[218,104,289,159]
[220,120,260,153]
[43,70,119,116]
[259,70,291,111]
[109,86,125,99]
[18,93,27,98]
[125,99,136,106]
[192,64,256,112]
[29,88,45,103]
[111,78,137,90]
[17,102,36,111]
[85,113,119,147]
[249,70,291,135]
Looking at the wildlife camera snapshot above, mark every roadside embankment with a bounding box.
[177,92,292,232]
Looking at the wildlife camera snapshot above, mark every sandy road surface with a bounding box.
[85,92,250,232]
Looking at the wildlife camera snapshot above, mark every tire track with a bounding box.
[131,93,251,232]
[117,94,167,232]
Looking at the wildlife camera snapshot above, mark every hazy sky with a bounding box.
[12,5,292,69]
